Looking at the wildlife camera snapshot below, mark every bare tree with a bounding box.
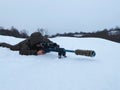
[37,28,48,36]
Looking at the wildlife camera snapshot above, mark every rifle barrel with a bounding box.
[65,50,75,53]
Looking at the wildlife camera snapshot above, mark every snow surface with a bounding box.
[0,35,120,90]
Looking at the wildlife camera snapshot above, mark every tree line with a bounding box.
[51,27,120,43]
[0,26,120,43]
[0,26,29,38]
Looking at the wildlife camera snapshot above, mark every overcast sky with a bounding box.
[0,0,120,35]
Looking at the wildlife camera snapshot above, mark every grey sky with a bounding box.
[0,0,120,35]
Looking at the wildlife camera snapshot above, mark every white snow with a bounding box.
[108,30,120,35]
[0,35,120,90]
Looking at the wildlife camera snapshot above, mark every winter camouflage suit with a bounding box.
[0,32,58,55]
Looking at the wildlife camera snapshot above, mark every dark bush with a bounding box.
[0,26,29,38]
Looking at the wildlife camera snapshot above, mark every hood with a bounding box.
[29,32,43,46]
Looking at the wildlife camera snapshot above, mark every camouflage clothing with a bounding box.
[0,32,54,55]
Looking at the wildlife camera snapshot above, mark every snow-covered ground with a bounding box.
[0,35,120,90]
